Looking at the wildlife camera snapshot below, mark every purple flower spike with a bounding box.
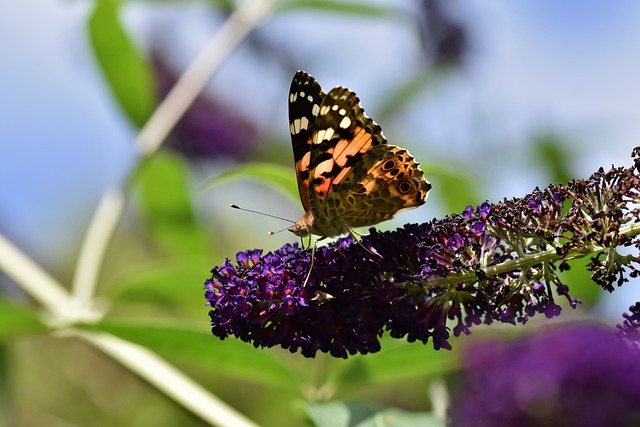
[205,148,640,358]
[618,302,640,346]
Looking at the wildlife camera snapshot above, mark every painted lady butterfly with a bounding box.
[288,71,431,240]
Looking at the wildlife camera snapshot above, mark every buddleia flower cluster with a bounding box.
[204,148,640,358]
[618,301,640,347]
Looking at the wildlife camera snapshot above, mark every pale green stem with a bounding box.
[69,188,125,321]
[70,0,274,314]
[0,234,71,319]
[66,329,260,427]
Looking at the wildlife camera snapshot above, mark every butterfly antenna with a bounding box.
[267,226,291,235]
[230,204,297,235]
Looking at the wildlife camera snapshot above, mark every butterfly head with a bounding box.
[289,211,314,237]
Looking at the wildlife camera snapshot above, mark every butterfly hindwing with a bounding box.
[288,71,325,213]
[331,145,431,228]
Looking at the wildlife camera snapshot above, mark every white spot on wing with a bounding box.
[323,127,335,141]
[290,93,297,103]
[339,108,346,116]
[314,127,334,144]
[300,116,309,130]
[339,116,351,129]
[320,105,330,115]
[312,104,320,116]
[307,95,313,102]
[331,105,339,111]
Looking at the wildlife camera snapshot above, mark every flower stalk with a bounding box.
[428,220,640,288]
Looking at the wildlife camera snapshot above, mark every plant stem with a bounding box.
[425,221,640,288]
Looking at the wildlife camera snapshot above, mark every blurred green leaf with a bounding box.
[426,161,481,214]
[333,338,461,389]
[202,162,299,202]
[303,401,443,427]
[560,257,603,307]
[106,257,212,310]
[531,134,574,184]
[135,152,211,256]
[532,135,574,184]
[0,344,8,426]
[86,321,302,389]
[278,0,403,18]
[356,409,443,427]
[88,0,156,127]
[376,67,451,122]
[0,298,46,340]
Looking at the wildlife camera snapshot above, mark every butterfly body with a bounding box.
[288,71,431,239]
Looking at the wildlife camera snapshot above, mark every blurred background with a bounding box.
[1,0,640,425]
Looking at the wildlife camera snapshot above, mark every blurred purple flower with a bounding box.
[451,325,640,427]
[154,57,258,160]
[419,0,468,65]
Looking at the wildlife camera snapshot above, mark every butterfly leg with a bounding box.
[302,236,328,286]
[302,240,317,286]
[347,228,382,259]
[349,228,367,237]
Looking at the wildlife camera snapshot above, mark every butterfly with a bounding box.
[287,71,431,241]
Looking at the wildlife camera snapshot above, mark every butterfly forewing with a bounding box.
[309,86,387,213]
[288,71,325,213]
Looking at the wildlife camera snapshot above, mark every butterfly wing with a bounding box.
[308,86,386,214]
[288,71,325,213]
[309,86,430,232]
[331,144,431,228]
[289,72,431,238]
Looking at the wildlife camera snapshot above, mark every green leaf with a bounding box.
[88,0,156,127]
[135,152,211,256]
[85,321,302,389]
[106,257,212,313]
[560,257,603,307]
[333,338,461,388]
[423,160,481,214]
[0,344,8,426]
[532,134,574,185]
[303,401,443,427]
[0,298,46,340]
[304,401,372,427]
[356,409,443,427]
[201,162,299,202]
[278,0,403,18]
[376,67,451,122]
